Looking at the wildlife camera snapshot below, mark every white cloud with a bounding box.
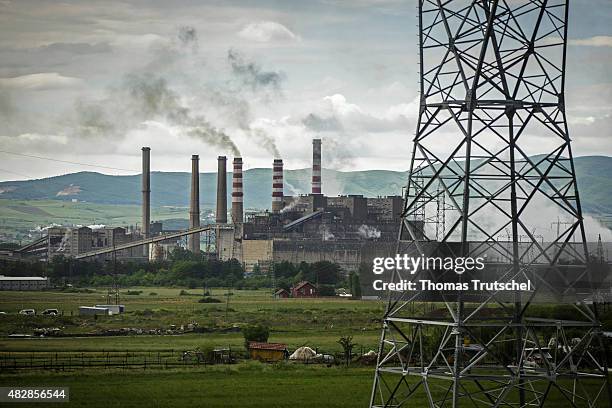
[0,73,83,90]
[568,116,596,125]
[237,21,299,43]
[570,36,612,47]
[313,93,418,133]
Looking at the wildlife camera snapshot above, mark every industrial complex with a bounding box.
[8,139,402,276]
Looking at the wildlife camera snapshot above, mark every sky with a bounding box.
[0,0,611,181]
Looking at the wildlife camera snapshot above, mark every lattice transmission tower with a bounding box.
[370,1,611,407]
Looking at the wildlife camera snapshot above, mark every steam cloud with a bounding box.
[358,224,381,239]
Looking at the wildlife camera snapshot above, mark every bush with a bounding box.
[125,290,142,295]
[242,324,270,349]
[149,292,158,296]
[198,297,222,303]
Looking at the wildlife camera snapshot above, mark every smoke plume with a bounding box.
[124,73,241,155]
[227,48,284,92]
[177,25,198,49]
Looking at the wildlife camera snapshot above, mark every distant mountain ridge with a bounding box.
[0,156,611,215]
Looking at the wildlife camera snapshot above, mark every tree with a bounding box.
[338,335,356,366]
[312,261,341,285]
[349,271,362,298]
[242,324,270,350]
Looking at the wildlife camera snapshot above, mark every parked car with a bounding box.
[42,309,59,316]
[19,309,36,315]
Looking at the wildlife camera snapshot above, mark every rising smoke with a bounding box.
[70,27,291,157]
[123,73,240,155]
[227,48,284,93]
[177,25,198,49]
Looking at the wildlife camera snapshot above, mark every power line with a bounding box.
[0,150,138,172]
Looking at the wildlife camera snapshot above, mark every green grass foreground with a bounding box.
[0,364,376,407]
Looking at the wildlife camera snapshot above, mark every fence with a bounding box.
[0,349,234,372]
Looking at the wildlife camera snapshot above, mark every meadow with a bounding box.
[0,288,384,354]
[1,288,610,407]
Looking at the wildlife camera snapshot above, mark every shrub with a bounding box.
[125,290,142,295]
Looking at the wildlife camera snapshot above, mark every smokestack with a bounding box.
[272,159,283,213]
[312,138,322,194]
[188,155,200,253]
[141,147,150,257]
[232,157,243,224]
[216,156,227,224]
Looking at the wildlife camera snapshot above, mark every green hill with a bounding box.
[0,155,610,215]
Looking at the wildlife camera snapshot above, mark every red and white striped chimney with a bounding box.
[272,159,283,213]
[312,138,322,194]
[232,157,243,224]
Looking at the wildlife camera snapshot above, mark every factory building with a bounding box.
[47,225,151,261]
[0,275,49,291]
[215,139,405,275]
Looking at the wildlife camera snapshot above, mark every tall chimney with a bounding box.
[272,159,283,213]
[312,138,322,194]
[188,155,200,253]
[141,147,151,257]
[216,156,227,224]
[232,157,243,224]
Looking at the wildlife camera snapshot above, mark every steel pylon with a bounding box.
[370,1,611,407]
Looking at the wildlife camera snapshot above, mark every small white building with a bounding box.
[78,306,110,316]
[94,304,125,314]
[0,275,49,291]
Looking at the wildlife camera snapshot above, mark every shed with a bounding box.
[273,288,290,299]
[248,342,288,362]
[291,281,317,298]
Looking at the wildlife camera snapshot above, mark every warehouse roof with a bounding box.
[248,342,287,351]
[0,276,47,281]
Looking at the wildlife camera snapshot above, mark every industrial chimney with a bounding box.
[216,156,227,224]
[188,155,200,253]
[272,159,283,213]
[232,157,243,224]
[141,147,151,257]
[312,138,322,194]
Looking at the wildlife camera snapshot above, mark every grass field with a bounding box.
[1,288,611,407]
[0,288,384,354]
[0,288,384,406]
[0,199,195,241]
[1,364,609,407]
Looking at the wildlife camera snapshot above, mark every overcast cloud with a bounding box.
[0,0,610,180]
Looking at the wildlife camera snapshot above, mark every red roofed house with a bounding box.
[291,281,318,298]
[248,342,288,362]
[274,288,290,299]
